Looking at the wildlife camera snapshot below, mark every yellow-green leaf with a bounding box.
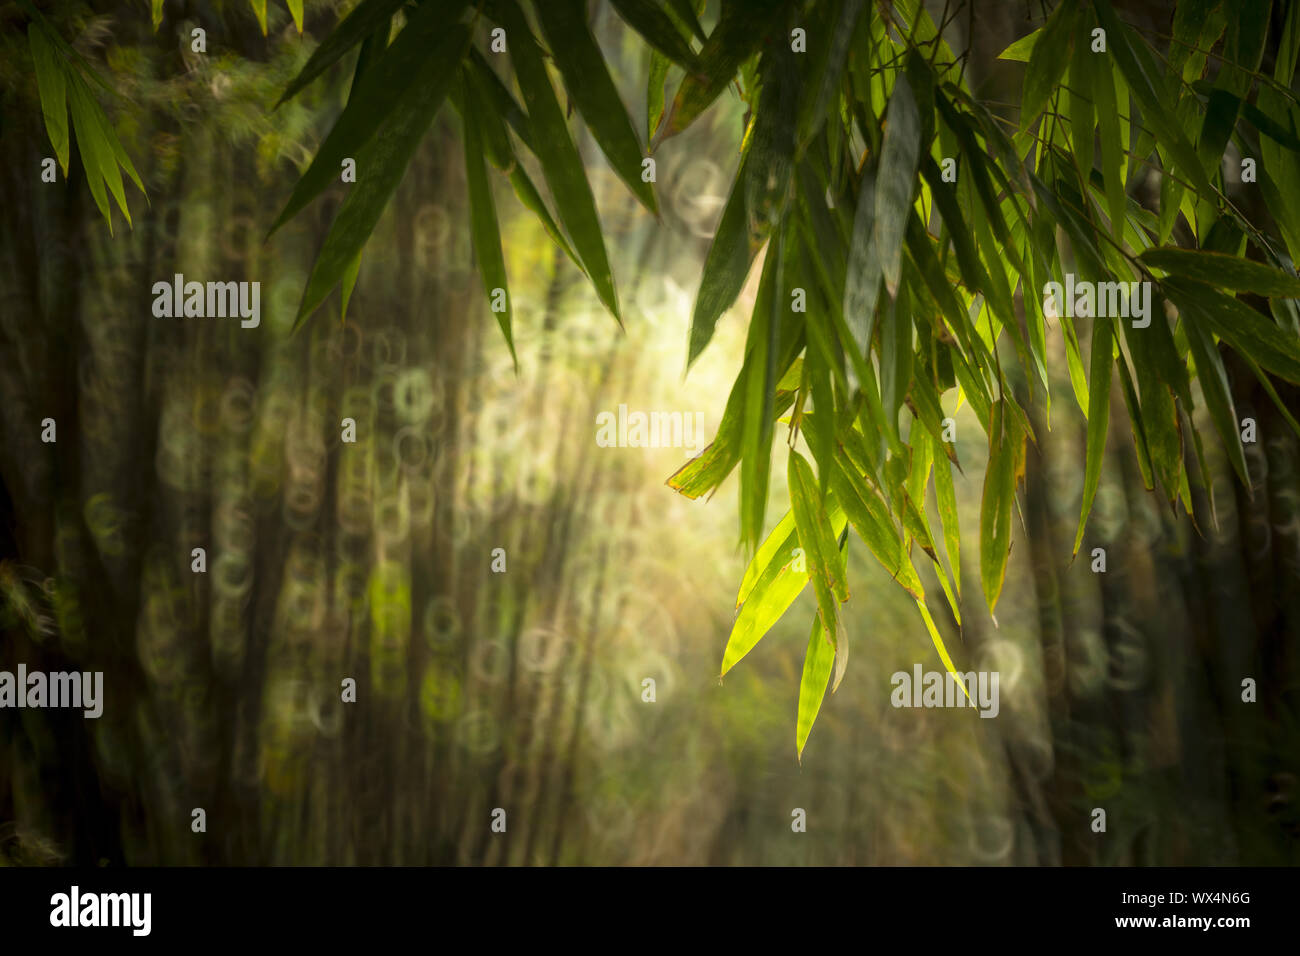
[27,23,69,174]
[796,612,834,761]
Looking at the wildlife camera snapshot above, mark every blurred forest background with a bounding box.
[2,0,1299,866]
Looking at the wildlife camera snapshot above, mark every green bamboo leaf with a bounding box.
[499,0,622,324]
[843,162,882,373]
[1020,0,1078,131]
[1090,40,1126,243]
[914,597,970,702]
[276,0,403,105]
[286,0,304,33]
[153,0,165,31]
[803,347,836,496]
[1174,296,1252,488]
[829,456,921,598]
[1244,352,1300,440]
[980,399,1020,613]
[796,611,834,761]
[739,230,785,550]
[534,0,657,214]
[28,23,69,174]
[1068,38,1094,179]
[687,152,760,365]
[997,28,1041,62]
[293,20,472,325]
[66,76,117,232]
[1124,324,1183,501]
[737,508,794,610]
[1170,0,1218,78]
[1162,276,1300,384]
[722,498,847,676]
[609,0,698,70]
[904,214,989,389]
[461,92,517,368]
[335,16,388,326]
[664,0,706,41]
[270,0,468,236]
[880,282,913,427]
[1092,0,1214,198]
[1214,89,1300,153]
[1115,347,1155,491]
[249,0,267,35]
[667,362,800,499]
[743,40,802,232]
[797,0,866,148]
[874,73,921,296]
[459,64,513,171]
[1141,248,1300,299]
[65,62,145,218]
[659,0,784,140]
[931,426,961,600]
[467,49,535,152]
[459,64,579,267]
[906,361,959,464]
[922,155,1017,338]
[1072,316,1112,555]
[788,451,849,657]
[647,48,670,141]
[905,427,934,530]
[340,252,361,321]
[1197,87,1242,179]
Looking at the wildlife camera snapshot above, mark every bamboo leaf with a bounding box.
[1020,0,1078,131]
[874,73,921,296]
[534,0,658,214]
[788,451,849,652]
[660,0,784,140]
[980,398,1019,613]
[500,0,621,324]
[461,89,517,368]
[293,20,472,325]
[1124,324,1183,501]
[275,0,404,105]
[843,163,882,373]
[915,597,970,702]
[286,0,304,33]
[796,612,834,761]
[667,362,800,499]
[1068,36,1094,180]
[28,23,69,174]
[1174,296,1252,488]
[1072,316,1112,555]
[664,0,707,41]
[1090,39,1126,243]
[467,49,535,152]
[997,28,1041,62]
[931,426,961,600]
[340,252,361,321]
[1141,248,1300,299]
[829,456,921,598]
[797,0,866,149]
[269,0,468,236]
[1093,0,1214,199]
[609,0,698,70]
[249,0,267,35]
[647,48,670,141]
[66,76,116,232]
[722,498,847,676]
[687,152,759,366]
[739,229,785,550]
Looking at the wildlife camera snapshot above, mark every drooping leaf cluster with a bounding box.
[27,0,1300,758]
